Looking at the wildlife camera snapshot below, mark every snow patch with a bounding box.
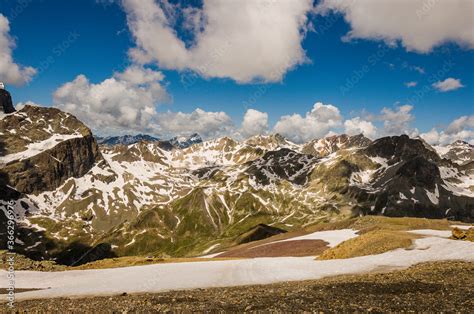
[4,234,474,301]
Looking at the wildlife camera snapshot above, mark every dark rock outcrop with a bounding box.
[246,148,318,185]
[236,224,287,244]
[0,89,15,114]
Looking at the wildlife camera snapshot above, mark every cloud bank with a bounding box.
[273,102,343,143]
[53,65,168,134]
[0,14,36,86]
[241,109,269,138]
[122,0,313,83]
[420,116,474,146]
[317,0,474,53]
[156,108,234,139]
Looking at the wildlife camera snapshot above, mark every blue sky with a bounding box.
[0,0,473,144]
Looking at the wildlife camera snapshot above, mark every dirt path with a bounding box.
[6,261,473,312]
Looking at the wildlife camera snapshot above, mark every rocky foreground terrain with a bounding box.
[7,261,473,312]
[1,105,473,266]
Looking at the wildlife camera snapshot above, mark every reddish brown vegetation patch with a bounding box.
[216,240,329,258]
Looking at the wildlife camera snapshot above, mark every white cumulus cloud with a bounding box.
[241,109,269,138]
[156,108,234,139]
[273,102,342,143]
[404,81,418,88]
[0,14,36,86]
[53,65,168,134]
[432,78,464,92]
[379,105,415,136]
[344,117,377,139]
[122,0,313,83]
[317,0,474,53]
[420,116,474,145]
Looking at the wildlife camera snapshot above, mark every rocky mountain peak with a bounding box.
[169,133,203,149]
[452,140,471,146]
[244,133,298,151]
[365,135,440,163]
[302,133,371,157]
[434,139,474,165]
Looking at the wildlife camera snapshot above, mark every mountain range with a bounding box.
[1,105,473,265]
[96,133,202,149]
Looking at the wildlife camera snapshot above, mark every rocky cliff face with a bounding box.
[0,105,101,194]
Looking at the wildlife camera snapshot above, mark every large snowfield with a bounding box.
[1,228,473,301]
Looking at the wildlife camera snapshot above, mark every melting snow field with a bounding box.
[273,229,359,247]
[1,229,473,301]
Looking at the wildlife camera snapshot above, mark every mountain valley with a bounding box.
[1,105,473,265]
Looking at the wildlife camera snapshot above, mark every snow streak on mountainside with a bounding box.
[1,105,473,264]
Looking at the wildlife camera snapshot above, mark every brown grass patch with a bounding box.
[217,240,329,258]
[75,256,242,270]
[316,230,419,260]
[451,227,474,242]
[0,251,242,272]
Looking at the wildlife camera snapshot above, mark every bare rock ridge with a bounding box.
[302,133,372,157]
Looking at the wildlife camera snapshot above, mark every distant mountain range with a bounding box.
[1,105,473,265]
[96,133,203,149]
[96,134,161,146]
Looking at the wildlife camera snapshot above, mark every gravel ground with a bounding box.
[4,261,473,312]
